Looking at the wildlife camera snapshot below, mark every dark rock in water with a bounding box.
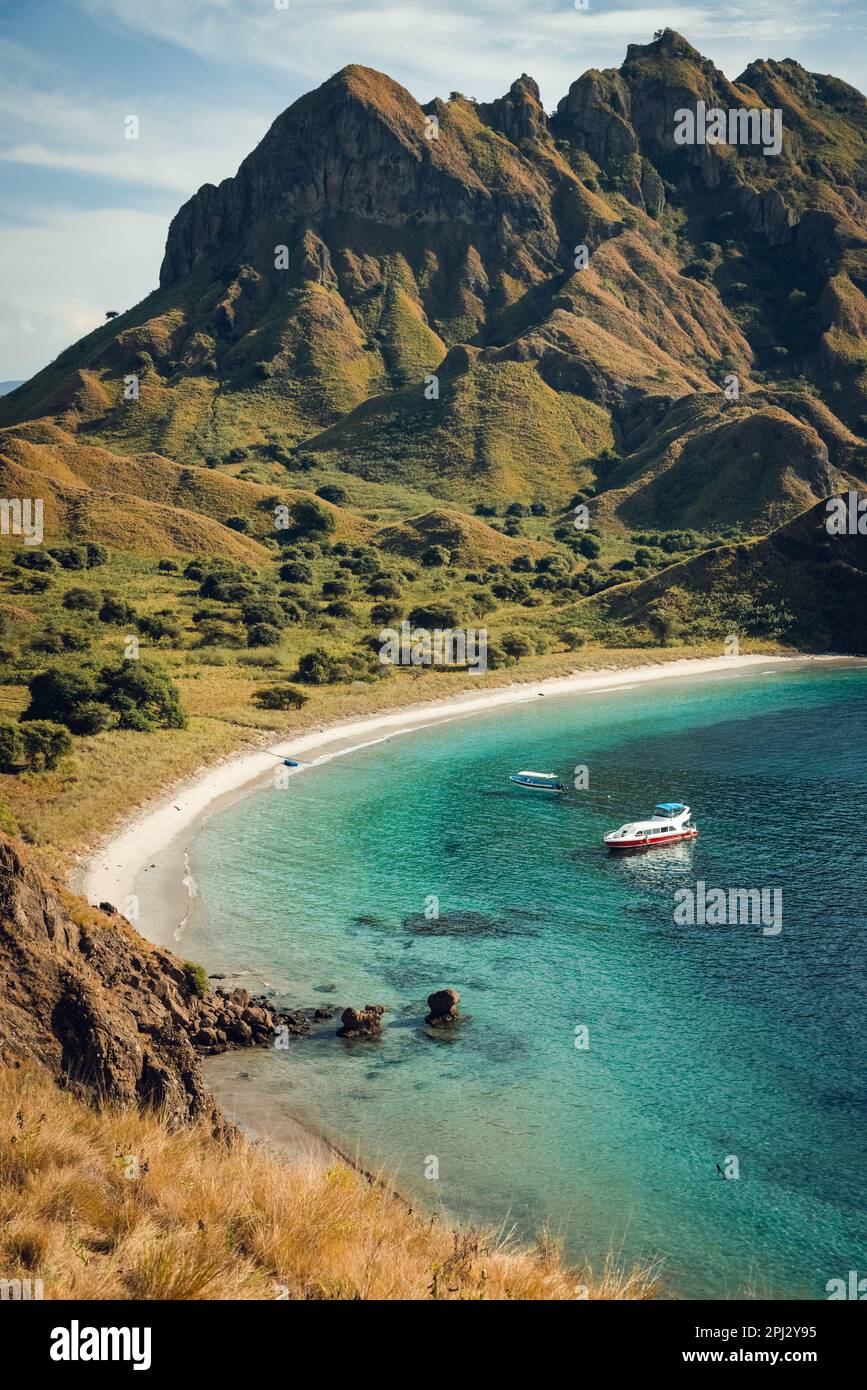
[337,1004,386,1039]
[425,988,463,1027]
[313,1006,335,1020]
[314,982,338,993]
[402,909,533,938]
[277,1010,311,1036]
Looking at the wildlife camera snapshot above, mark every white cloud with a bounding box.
[0,75,269,195]
[74,0,858,109]
[0,206,167,380]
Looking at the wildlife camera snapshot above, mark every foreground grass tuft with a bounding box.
[0,1067,660,1300]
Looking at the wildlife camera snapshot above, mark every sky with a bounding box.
[1,0,866,382]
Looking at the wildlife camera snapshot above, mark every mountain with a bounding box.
[0,381,23,397]
[1,28,865,637]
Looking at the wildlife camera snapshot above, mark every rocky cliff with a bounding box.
[0,832,285,1130]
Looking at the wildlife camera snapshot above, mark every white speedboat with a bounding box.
[509,770,566,793]
[604,801,698,851]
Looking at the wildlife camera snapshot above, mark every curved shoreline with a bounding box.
[77,650,856,1190]
[80,652,842,918]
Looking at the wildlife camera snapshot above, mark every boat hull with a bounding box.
[509,777,564,792]
[605,828,698,853]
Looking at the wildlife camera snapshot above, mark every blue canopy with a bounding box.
[655,801,685,812]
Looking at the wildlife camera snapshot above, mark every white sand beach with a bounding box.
[81,652,825,918]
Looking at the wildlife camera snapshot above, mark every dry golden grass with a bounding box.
[0,1067,660,1301]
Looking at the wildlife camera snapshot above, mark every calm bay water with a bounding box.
[184,663,867,1298]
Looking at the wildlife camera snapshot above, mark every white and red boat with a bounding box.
[604,802,698,852]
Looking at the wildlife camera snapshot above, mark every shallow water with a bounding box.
[177,662,867,1298]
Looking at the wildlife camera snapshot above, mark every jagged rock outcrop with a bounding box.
[425,988,463,1027]
[0,833,282,1129]
[480,75,548,145]
[336,1004,386,1039]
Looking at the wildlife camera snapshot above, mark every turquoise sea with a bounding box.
[183,662,867,1298]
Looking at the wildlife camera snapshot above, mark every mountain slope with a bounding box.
[1,28,865,638]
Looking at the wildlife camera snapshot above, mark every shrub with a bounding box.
[491,577,530,601]
[183,961,209,999]
[84,543,109,567]
[253,684,309,710]
[408,603,460,629]
[21,669,107,735]
[19,720,72,771]
[0,722,23,771]
[99,595,137,624]
[247,623,282,647]
[48,546,87,570]
[420,545,450,567]
[578,535,602,559]
[225,516,250,533]
[279,561,312,585]
[137,614,181,643]
[12,550,54,571]
[13,572,51,593]
[322,579,350,598]
[324,601,354,619]
[316,485,347,505]
[197,621,244,648]
[291,499,336,538]
[501,632,533,660]
[97,662,187,731]
[62,587,101,612]
[296,648,339,684]
[371,602,402,625]
[157,559,180,573]
[367,578,401,599]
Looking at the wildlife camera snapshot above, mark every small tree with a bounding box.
[253,684,309,710]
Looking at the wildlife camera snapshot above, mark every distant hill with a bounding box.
[585,499,867,653]
[0,380,23,397]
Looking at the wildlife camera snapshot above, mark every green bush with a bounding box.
[183,961,209,999]
[315,485,347,505]
[253,684,309,710]
[291,498,336,538]
[0,717,72,770]
[408,603,460,629]
[62,587,100,612]
[99,595,137,625]
[296,648,339,684]
[137,614,181,643]
[247,623,282,647]
[22,662,186,735]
